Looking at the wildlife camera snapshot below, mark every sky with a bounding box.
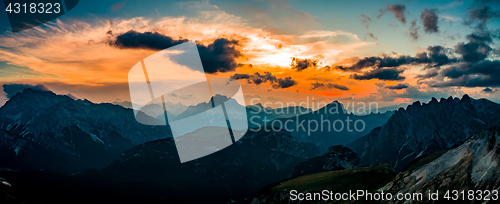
[0,0,499,110]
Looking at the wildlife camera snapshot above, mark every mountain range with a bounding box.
[1,88,500,203]
[348,95,500,171]
[250,121,500,204]
[273,101,391,151]
[0,89,319,174]
[0,89,171,174]
[112,100,188,117]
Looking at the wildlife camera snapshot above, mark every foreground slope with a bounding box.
[250,164,397,204]
[380,121,500,203]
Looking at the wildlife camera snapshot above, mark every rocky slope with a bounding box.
[348,95,500,171]
[380,122,500,203]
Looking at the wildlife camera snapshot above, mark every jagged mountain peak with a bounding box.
[462,93,471,101]
[395,94,477,117]
[330,100,340,104]
[77,98,94,105]
[430,97,438,104]
[314,100,346,114]
[5,88,70,106]
[18,87,52,95]
[174,94,240,120]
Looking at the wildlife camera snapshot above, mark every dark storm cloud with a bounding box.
[422,0,500,88]
[469,5,500,22]
[3,84,51,98]
[385,4,407,24]
[420,27,500,88]
[336,55,416,72]
[483,87,496,93]
[442,60,500,79]
[377,9,385,19]
[420,8,439,33]
[310,81,324,90]
[250,72,278,85]
[230,72,296,89]
[454,31,495,63]
[290,57,318,71]
[335,46,455,81]
[112,3,126,11]
[109,30,242,73]
[430,60,500,87]
[310,81,350,91]
[110,30,188,50]
[230,73,250,80]
[385,83,409,90]
[334,44,458,81]
[351,68,406,81]
[366,33,378,40]
[467,31,496,43]
[465,1,500,29]
[196,38,242,73]
[337,0,498,87]
[417,45,456,67]
[455,41,492,62]
[359,14,372,29]
[408,20,420,41]
[336,50,453,72]
[272,77,297,89]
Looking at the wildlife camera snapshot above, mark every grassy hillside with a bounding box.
[251,164,397,203]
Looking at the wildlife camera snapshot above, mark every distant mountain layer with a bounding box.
[112,100,188,117]
[348,95,500,171]
[0,89,171,174]
[163,94,315,131]
[273,101,391,151]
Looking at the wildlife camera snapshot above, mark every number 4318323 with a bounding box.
[5,3,61,14]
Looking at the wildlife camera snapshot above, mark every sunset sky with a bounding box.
[0,0,499,110]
